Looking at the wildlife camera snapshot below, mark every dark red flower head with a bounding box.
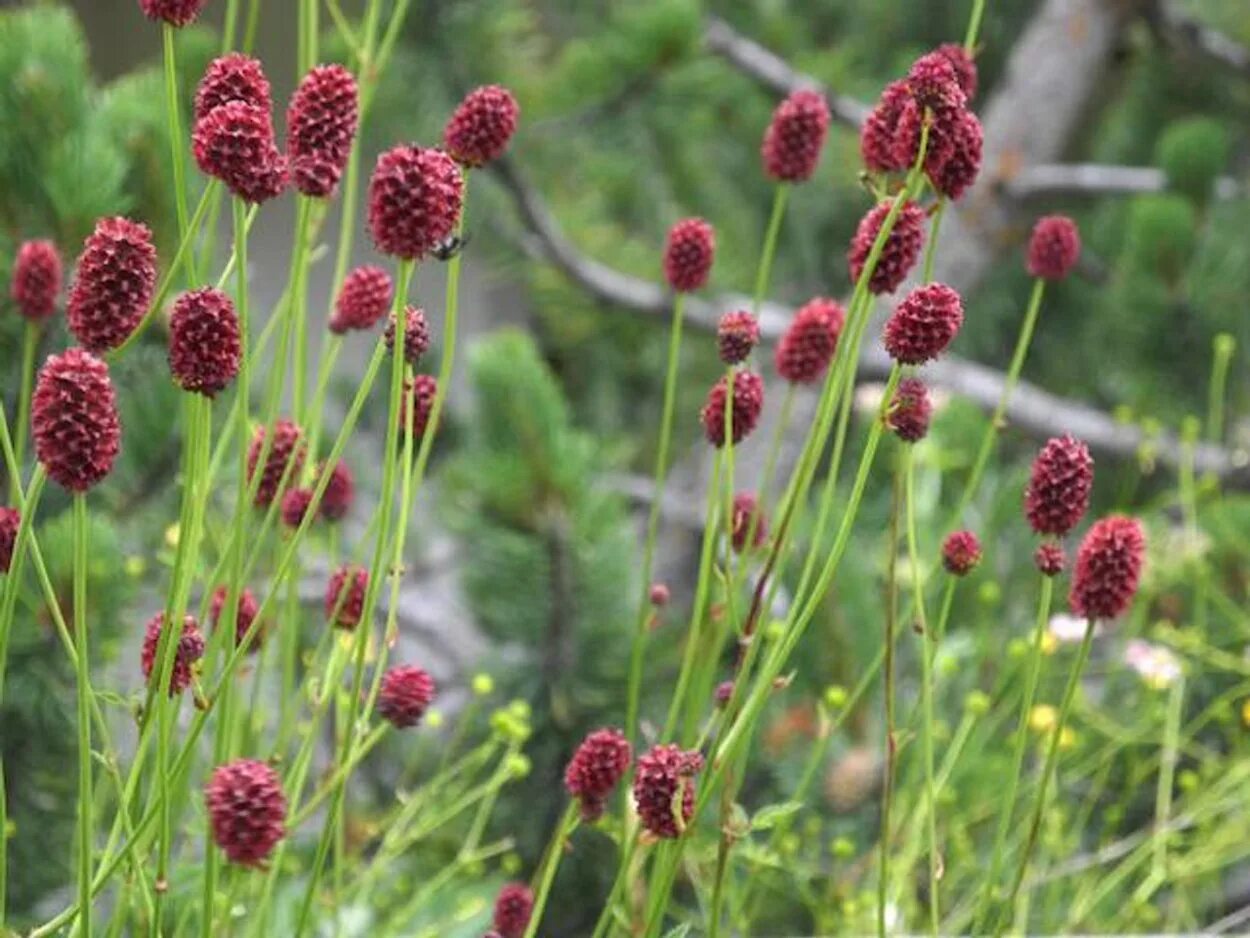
[205,758,287,867]
[210,585,262,651]
[384,306,431,365]
[139,0,208,27]
[564,727,632,821]
[1034,542,1066,577]
[907,50,967,111]
[493,882,534,938]
[936,43,978,101]
[10,239,62,321]
[246,419,306,507]
[195,54,272,123]
[0,507,20,574]
[931,109,983,201]
[32,348,121,492]
[884,283,964,365]
[775,297,845,384]
[193,101,288,204]
[67,217,157,353]
[662,218,715,293]
[316,460,354,522]
[649,582,670,607]
[378,664,436,728]
[400,375,439,441]
[443,85,520,168]
[286,64,359,198]
[717,310,759,365]
[761,88,831,183]
[634,744,704,839]
[280,487,315,529]
[887,377,932,443]
[715,680,734,708]
[700,370,764,448]
[848,199,926,296]
[1025,435,1093,537]
[1027,215,1081,280]
[890,97,961,178]
[367,145,464,260]
[325,563,368,630]
[168,287,241,397]
[861,81,912,174]
[140,612,205,696]
[730,492,768,553]
[331,265,393,334]
[1069,516,1146,621]
[942,530,982,576]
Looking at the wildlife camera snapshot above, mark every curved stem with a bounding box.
[10,321,37,501]
[73,494,93,938]
[522,802,580,938]
[753,186,789,313]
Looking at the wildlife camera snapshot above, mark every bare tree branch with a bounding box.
[1006,162,1242,200]
[1144,0,1250,79]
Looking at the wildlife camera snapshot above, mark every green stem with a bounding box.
[10,320,37,501]
[522,802,580,938]
[1151,677,1185,879]
[163,23,197,285]
[922,200,945,283]
[964,0,988,50]
[878,460,902,938]
[73,494,93,938]
[1206,333,1235,444]
[753,185,789,313]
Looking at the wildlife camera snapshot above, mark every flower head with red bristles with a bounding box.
[564,727,632,821]
[907,51,967,111]
[936,43,978,101]
[246,419,305,508]
[931,109,983,201]
[1070,516,1146,621]
[193,100,288,204]
[330,265,393,334]
[861,81,912,174]
[33,348,121,493]
[67,217,157,353]
[443,85,520,168]
[942,530,982,576]
[378,665,436,728]
[634,744,703,839]
[717,310,759,365]
[848,199,926,296]
[140,612,205,696]
[367,145,463,261]
[1025,435,1093,537]
[775,297,844,384]
[700,371,764,448]
[286,64,359,198]
[731,492,768,553]
[316,460,354,522]
[280,487,314,529]
[663,218,715,293]
[139,0,208,27]
[400,375,439,442]
[761,88,831,183]
[1034,543,1066,578]
[0,507,20,574]
[195,54,272,123]
[1027,215,1081,280]
[887,377,932,443]
[384,306,431,365]
[884,283,964,365]
[10,240,62,321]
[325,564,368,630]
[168,287,241,397]
[493,882,533,938]
[205,758,286,867]
[210,585,262,651]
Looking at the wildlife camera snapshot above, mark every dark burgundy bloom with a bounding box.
[847,199,926,296]
[730,492,768,553]
[316,460,354,522]
[192,100,288,204]
[330,265,393,334]
[400,375,439,441]
[662,218,715,293]
[931,109,983,201]
[140,612,205,696]
[761,88,831,183]
[168,287,241,396]
[286,64,359,198]
[378,664,436,728]
[649,582,670,607]
[633,744,704,839]
[32,348,121,492]
[443,85,520,168]
[492,882,534,938]
[1069,516,1146,621]
[715,680,734,708]
[700,370,764,448]
[384,306,431,365]
[1025,435,1094,537]
[195,54,272,123]
[210,585,262,651]
[884,283,964,365]
[325,563,368,630]
[887,377,932,443]
[139,0,208,27]
[717,310,759,365]
[10,239,62,321]
[67,217,157,353]
[942,530,982,576]
[861,80,911,174]
[0,507,20,574]
[1027,215,1081,280]
[907,50,967,111]
[1034,543,1066,578]
[280,487,315,529]
[563,727,632,821]
[246,419,306,508]
[936,43,978,101]
[890,98,961,178]
[775,297,844,384]
[205,758,287,867]
[367,145,464,260]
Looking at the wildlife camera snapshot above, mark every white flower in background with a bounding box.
[1124,639,1183,690]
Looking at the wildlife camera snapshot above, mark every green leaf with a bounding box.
[751,801,804,831]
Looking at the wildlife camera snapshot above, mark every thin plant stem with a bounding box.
[965,0,988,49]
[753,185,789,312]
[1150,677,1185,880]
[1206,333,1235,444]
[10,320,38,501]
[878,458,903,938]
[163,23,197,285]
[522,802,580,938]
[922,199,945,283]
[73,494,93,938]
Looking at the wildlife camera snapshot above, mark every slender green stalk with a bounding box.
[522,802,580,938]
[1207,333,1235,444]
[0,761,6,923]
[878,459,902,938]
[965,0,988,49]
[163,23,197,285]
[922,200,945,283]
[1150,677,1185,879]
[1000,618,1097,933]
[753,186,789,312]
[10,320,38,501]
[904,447,940,935]
[975,573,1054,929]
[73,494,93,938]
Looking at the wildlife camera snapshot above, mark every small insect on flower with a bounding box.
[430,233,470,262]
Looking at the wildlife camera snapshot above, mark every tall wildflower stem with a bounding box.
[754,185,789,312]
[72,493,93,938]
[965,0,988,50]
[878,458,903,938]
[523,803,580,938]
[10,321,38,500]
[976,572,1054,929]
[1000,617,1097,933]
[625,292,686,747]
[162,23,197,284]
[1206,333,1235,444]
